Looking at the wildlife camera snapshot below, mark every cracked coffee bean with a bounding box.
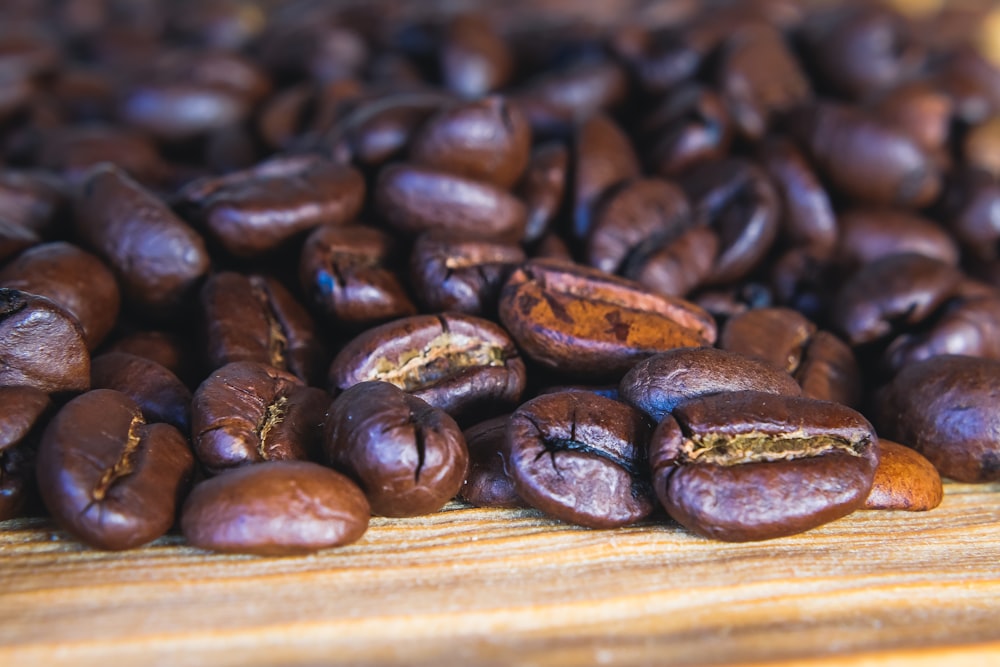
[323,381,468,517]
[90,352,192,434]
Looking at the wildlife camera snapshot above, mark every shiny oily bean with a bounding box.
[512,61,628,138]
[191,361,328,475]
[650,391,879,542]
[642,85,732,179]
[506,392,653,529]
[91,352,192,434]
[836,209,959,268]
[624,225,719,298]
[36,389,194,550]
[518,142,568,244]
[105,330,194,386]
[329,313,526,422]
[882,296,1000,373]
[864,440,943,512]
[499,259,716,377]
[181,461,370,556]
[459,415,525,509]
[440,15,513,98]
[0,385,50,452]
[620,347,802,422]
[0,169,66,236]
[324,381,468,517]
[571,112,640,240]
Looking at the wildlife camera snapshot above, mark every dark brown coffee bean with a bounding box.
[459,415,525,509]
[0,385,50,452]
[410,231,525,316]
[329,313,526,422]
[499,259,716,377]
[935,46,1000,124]
[678,159,780,285]
[832,253,964,346]
[875,82,954,154]
[0,288,89,394]
[0,241,119,350]
[883,296,1000,373]
[513,61,628,137]
[191,361,328,475]
[105,330,194,386]
[623,225,719,298]
[119,83,250,141]
[0,219,40,263]
[376,163,527,241]
[939,168,1000,262]
[0,169,66,237]
[642,85,732,178]
[791,103,940,207]
[90,352,192,433]
[176,154,364,258]
[324,381,468,517]
[506,391,653,529]
[530,232,573,262]
[718,23,810,140]
[35,126,169,187]
[650,391,879,541]
[964,116,1000,177]
[440,14,513,98]
[36,389,194,550]
[74,164,210,316]
[721,307,817,374]
[0,441,36,521]
[794,331,862,407]
[757,137,837,254]
[518,142,568,244]
[864,440,943,512]
[836,209,959,268]
[201,272,325,385]
[585,178,692,275]
[620,347,802,422]
[877,355,1000,483]
[571,113,640,240]
[180,460,369,556]
[409,96,530,189]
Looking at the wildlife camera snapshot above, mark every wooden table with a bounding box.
[2,482,999,666]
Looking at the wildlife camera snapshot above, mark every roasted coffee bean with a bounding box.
[439,14,513,98]
[836,209,959,268]
[864,440,943,512]
[0,385,50,452]
[624,225,718,299]
[324,381,468,517]
[620,347,802,422]
[512,60,628,137]
[883,296,1000,373]
[176,154,364,258]
[571,113,640,240]
[299,223,415,329]
[650,391,879,541]
[718,23,810,140]
[0,241,120,350]
[642,85,731,178]
[329,313,526,422]
[105,330,194,385]
[877,355,1000,482]
[409,231,525,316]
[90,352,192,434]
[181,460,370,556]
[935,46,1000,124]
[794,331,862,407]
[721,307,817,374]
[459,415,525,509]
[964,116,1000,177]
[500,259,716,377]
[790,103,940,207]
[677,159,780,285]
[74,164,210,315]
[0,169,66,236]
[505,391,653,528]
[409,96,530,189]
[757,137,837,254]
[0,442,36,521]
[875,82,954,155]
[375,163,527,241]
[938,168,1000,262]
[119,82,251,141]
[200,272,325,386]
[585,178,692,276]
[0,288,89,394]
[35,126,168,186]
[0,220,40,263]
[36,389,194,550]
[832,253,965,346]
[192,361,328,475]
[518,142,568,244]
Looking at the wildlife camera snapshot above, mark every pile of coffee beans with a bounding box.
[2,0,999,554]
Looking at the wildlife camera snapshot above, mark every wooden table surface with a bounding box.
[1,481,999,667]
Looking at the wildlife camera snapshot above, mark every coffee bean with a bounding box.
[877,355,1000,483]
[376,163,527,241]
[0,288,89,394]
[105,330,195,386]
[36,126,168,186]
[517,142,568,244]
[90,352,192,434]
[324,381,468,517]
[513,61,627,138]
[506,391,653,528]
[409,96,531,189]
[836,209,959,268]
[0,442,36,521]
[191,361,328,475]
[119,83,250,141]
[882,296,1000,373]
[794,331,862,407]
[0,219,39,263]
[620,347,802,422]
[459,415,525,509]
[200,271,326,385]
[439,14,513,98]
[938,168,1000,262]
[177,154,364,257]
[642,85,731,178]
[571,112,640,240]
[0,241,120,349]
[74,164,210,315]
[500,259,716,377]
[36,389,194,550]
[0,169,66,237]
[875,82,954,155]
[721,307,816,374]
[964,116,1000,177]
[624,225,719,298]
[329,313,526,422]
[864,440,943,511]
[180,460,369,556]
[650,391,879,541]
[0,385,50,452]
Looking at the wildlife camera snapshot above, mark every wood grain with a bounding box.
[2,482,1000,667]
